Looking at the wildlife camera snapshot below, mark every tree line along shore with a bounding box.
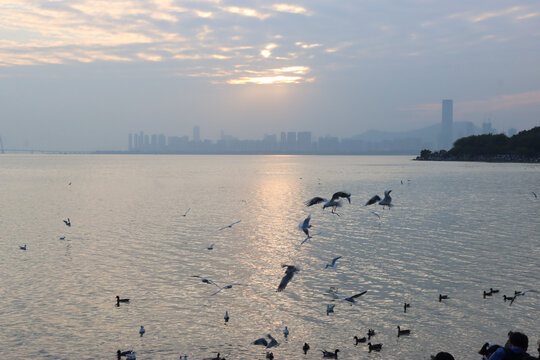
[415,126,540,163]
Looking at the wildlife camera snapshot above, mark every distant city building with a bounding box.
[280,132,286,151]
[482,121,494,134]
[287,132,297,151]
[297,131,312,152]
[128,133,133,151]
[193,126,200,142]
[439,99,453,150]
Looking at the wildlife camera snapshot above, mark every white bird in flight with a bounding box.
[325,256,342,269]
[509,289,538,305]
[211,283,248,296]
[192,275,220,288]
[305,191,350,216]
[379,190,392,208]
[218,220,241,231]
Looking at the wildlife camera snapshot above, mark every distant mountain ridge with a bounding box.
[352,121,481,149]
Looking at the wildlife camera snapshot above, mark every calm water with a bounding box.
[0,155,538,360]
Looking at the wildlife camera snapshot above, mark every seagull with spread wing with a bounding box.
[325,256,342,269]
[211,283,248,296]
[218,220,241,231]
[277,265,300,292]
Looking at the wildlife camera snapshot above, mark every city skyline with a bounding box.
[1,1,539,151]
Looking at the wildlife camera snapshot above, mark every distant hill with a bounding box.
[352,121,481,150]
[415,126,540,162]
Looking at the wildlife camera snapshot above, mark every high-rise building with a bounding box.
[287,132,297,151]
[440,99,453,150]
[297,131,312,152]
[128,133,133,151]
[193,126,200,142]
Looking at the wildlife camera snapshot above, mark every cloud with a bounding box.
[449,6,525,23]
[222,6,270,20]
[227,65,312,85]
[295,42,322,49]
[271,4,309,15]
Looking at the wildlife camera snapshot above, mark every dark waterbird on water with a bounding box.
[266,352,274,359]
[116,296,129,306]
[368,342,382,352]
[117,350,134,359]
[367,329,376,339]
[224,311,229,323]
[439,294,449,302]
[321,349,339,358]
[397,325,411,336]
[63,218,71,227]
[303,342,310,354]
[19,244,27,250]
[277,265,300,292]
[404,302,410,312]
[354,336,367,345]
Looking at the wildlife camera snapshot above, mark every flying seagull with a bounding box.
[299,214,312,238]
[192,275,220,288]
[183,208,191,217]
[218,220,241,231]
[300,231,321,245]
[379,190,392,208]
[305,191,350,215]
[211,283,248,296]
[509,289,538,305]
[277,265,300,292]
[326,304,336,315]
[325,256,342,269]
[331,290,368,304]
[365,195,381,206]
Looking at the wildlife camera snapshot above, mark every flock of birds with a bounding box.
[16,180,539,360]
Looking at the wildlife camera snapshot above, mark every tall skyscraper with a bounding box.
[440,99,453,150]
[193,126,200,142]
[128,133,133,151]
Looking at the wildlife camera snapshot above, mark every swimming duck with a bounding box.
[354,336,367,345]
[116,296,129,306]
[439,294,448,302]
[303,342,310,354]
[117,350,134,359]
[139,326,145,337]
[19,244,27,250]
[283,326,289,337]
[367,329,376,339]
[404,302,410,312]
[321,349,339,358]
[368,342,382,352]
[224,311,229,323]
[397,326,411,336]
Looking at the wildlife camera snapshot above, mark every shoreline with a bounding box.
[414,154,540,163]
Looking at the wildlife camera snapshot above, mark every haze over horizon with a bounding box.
[1,0,539,151]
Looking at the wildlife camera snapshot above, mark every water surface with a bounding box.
[1,155,538,359]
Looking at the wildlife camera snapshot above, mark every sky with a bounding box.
[1,0,539,151]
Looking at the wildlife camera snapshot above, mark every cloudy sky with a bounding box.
[1,0,539,151]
